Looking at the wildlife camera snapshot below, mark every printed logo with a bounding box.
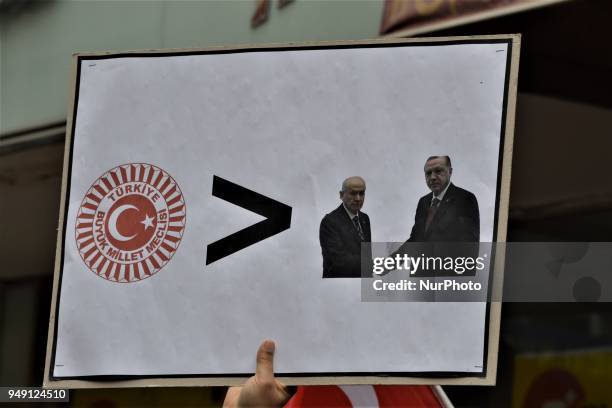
[75,164,186,282]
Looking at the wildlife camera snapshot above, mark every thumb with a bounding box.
[255,339,275,384]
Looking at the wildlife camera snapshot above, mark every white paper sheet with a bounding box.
[54,42,508,377]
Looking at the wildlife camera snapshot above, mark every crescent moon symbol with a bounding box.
[108,204,138,242]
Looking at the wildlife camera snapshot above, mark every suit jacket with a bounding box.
[392,183,480,277]
[320,205,371,278]
[409,183,479,242]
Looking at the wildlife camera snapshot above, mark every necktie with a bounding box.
[352,216,365,241]
[425,197,441,232]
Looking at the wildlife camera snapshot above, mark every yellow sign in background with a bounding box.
[513,349,612,408]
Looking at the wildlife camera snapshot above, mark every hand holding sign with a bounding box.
[223,340,293,408]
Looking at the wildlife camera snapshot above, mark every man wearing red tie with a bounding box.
[409,156,479,243]
[395,156,480,277]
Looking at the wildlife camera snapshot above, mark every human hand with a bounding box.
[222,340,293,408]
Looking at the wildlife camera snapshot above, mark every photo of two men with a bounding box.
[320,155,480,278]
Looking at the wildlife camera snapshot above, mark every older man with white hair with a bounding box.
[319,176,371,278]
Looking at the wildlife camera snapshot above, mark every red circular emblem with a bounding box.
[75,163,186,282]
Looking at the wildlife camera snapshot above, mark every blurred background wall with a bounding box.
[1,0,611,406]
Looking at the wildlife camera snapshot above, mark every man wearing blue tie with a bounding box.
[319,176,372,278]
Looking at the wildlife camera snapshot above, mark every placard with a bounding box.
[45,36,519,387]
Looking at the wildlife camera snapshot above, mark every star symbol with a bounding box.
[140,214,155,230]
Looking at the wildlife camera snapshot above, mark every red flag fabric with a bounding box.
[285,385,444,407]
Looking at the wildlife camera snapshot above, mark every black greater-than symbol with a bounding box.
[206,176,292,265]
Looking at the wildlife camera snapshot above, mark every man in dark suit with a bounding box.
[409,156,479,243]
[319,176,371,278]
[395,156,480,277]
